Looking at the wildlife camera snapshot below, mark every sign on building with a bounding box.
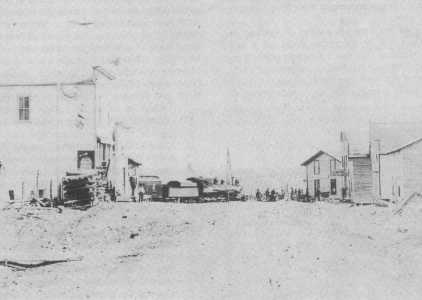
[333,169,346,176]
[77,151,95,170]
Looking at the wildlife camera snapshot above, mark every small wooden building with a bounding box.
[301,150,343,200]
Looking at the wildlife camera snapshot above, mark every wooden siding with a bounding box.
[401,142,422,200]
[0,84,97,200]
[380,139,422,204]
[380,152,404,202]
[369,140,381,200]
[350,157,373,203]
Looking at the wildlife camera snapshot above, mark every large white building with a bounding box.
[0,68,116,201]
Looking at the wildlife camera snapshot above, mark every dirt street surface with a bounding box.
[1,201,422,299]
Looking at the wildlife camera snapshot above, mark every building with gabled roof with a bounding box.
[301,150,343,200]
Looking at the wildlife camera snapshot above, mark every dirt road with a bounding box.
[1,201,422,299]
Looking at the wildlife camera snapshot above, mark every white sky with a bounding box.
[2,1,422,186]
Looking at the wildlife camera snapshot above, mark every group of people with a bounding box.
[289,188,305,201]
[255,187,306,202]
[129,176,148,202]
[255,188,286,202]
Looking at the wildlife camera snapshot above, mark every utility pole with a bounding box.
[225,148,232,185]
[36,170,39,198]
[340,131,349,200]
[376,139,382,201]
[225,148,232,201]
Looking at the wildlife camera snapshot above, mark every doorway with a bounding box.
[330,179,337,195]
[314,179,320,201]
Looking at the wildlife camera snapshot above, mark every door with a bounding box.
[314,179,320,201]
[330,179,337,195]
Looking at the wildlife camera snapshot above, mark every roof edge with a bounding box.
[381,137,422,156]
[0,79,95,87]
[128,158,142,167]
[301,150,340,166]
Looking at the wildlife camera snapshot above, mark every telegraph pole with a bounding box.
[226,148,232,201]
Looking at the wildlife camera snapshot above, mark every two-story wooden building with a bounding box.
[301,150,343,200]
[0,67,114,202]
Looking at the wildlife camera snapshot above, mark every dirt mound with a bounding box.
[0,203,192,263]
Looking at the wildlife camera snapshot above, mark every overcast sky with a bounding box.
[2,1,422,186]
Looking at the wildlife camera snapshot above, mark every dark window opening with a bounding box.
[330,179,337,195]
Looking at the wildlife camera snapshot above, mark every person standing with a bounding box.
[138,183,145,202]
[129,176,137,202]
[270,189,276,201]
[256,189,262,201]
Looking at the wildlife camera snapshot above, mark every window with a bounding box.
[330,179,337,195]
[102,145,106,161]
[330,159,337,175]
[314,160,320,175]
[18,96,30,121]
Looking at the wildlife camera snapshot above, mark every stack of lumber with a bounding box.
[62,173,96,209]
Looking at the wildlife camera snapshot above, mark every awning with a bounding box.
[128,158,142,167]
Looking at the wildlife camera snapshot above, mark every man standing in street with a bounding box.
[138,183,145,202]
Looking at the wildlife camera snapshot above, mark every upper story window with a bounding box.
[330,159,337,175]
[314,160,320,175]
[18,96,30,121]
